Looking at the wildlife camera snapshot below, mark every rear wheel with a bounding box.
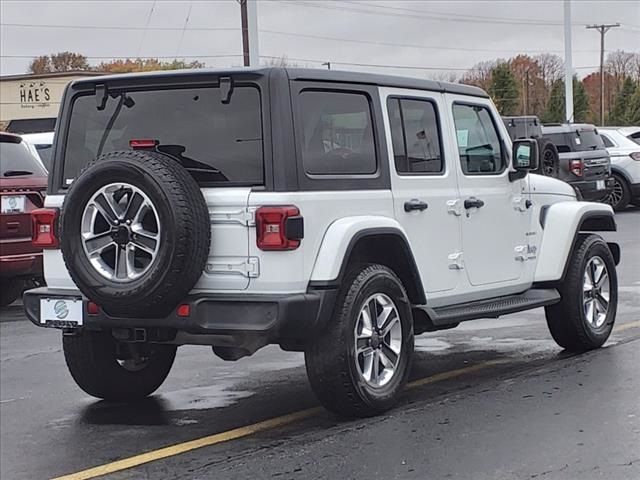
[604,173,631,211]
[545,234,617,351]
[0,279,23,307]
[305,264,414,417]
[63,330,176,401]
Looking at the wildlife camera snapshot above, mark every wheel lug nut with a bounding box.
[126,220,131,225]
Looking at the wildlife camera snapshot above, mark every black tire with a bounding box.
[603,173,631,211]
[0,279,23,307]
[59,151,210,317]
[63,330,176,401]
[545,234,618,351]
[536,139,559,177]
[305,264,414,418]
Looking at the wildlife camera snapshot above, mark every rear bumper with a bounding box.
[630,182,640,199]
[571,177,615,201]
[23,287,337,354]
[0,252,43,278]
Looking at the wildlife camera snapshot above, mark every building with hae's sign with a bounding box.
[0,71,105,134]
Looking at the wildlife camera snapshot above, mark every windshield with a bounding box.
[63,85,264,187]
[628,131,640,146]
[0,140,48,177]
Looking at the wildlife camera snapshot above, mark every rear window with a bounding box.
[35,144,53,171]
[63,86,263,186]
[545,130,605,153]
[0,140,48,177]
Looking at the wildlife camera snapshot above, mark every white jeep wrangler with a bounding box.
[24,68,620,417]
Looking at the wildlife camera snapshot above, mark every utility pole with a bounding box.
[563,0,574,123]
[240,0,259,66]
[586,23,620,126]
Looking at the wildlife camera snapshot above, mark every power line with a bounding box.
[0,22,238,32]
[259,29,599,55]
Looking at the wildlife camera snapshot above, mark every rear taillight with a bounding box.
[256,206,303,251]
[31,208,59,248]
[630,152,640,161]
[570,159,584,177]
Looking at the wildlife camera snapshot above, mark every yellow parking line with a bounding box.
[614,319,640,332]
[52,407,323,480]
[51,359,505,480]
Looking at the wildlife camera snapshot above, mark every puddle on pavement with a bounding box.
[414,338,453,352]
[160,382,254,411]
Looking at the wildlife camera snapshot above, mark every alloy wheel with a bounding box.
[354,293,402,388]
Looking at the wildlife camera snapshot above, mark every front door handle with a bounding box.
[464,197,485,209]
[404,199,429,212]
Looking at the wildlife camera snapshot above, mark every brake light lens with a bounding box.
[630,152,640,161]
[31,208,59,248]
[129,139,158,150]
[570,159,584,177]
[256,206,303,251]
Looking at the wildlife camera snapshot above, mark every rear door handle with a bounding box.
[404,199,429,212]
[464,197,485,209]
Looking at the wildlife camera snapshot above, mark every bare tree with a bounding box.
[534,53,564,87]
[460,60,497,91]
[263,55,298,67]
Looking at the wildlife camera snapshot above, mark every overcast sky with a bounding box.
[1,0,639,79]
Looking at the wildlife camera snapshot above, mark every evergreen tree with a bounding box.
[625,87,640,125]
[609,77,637,125]
[488,63,520,115]
[541,77,590,123]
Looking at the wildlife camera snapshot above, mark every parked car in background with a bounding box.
[0,133,48,306]
[541,124,614,202]
[22,131,54,172]
[598,126,640,210]
[502,116,559,177]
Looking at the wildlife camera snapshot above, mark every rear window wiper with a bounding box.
[3,170,34,177]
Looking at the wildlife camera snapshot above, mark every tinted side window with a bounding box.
[298,91,376,175]
[453,104,504,175]
[388,98,444,174]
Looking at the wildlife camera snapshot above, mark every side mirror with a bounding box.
[510,139,539,180]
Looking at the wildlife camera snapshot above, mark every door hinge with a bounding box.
[512,196,531,212]
[205,257,260,278]
[210,207,256,226]
[446,199,463,216]
[448,252,464,270]
[514,245,537,262]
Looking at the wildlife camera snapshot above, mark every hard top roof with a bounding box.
[541,123,600,134]
[68,66,489,98]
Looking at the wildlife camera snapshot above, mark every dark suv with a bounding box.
[0,133,48,306]
[541,124,614,201]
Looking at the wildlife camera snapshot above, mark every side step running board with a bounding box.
[415,289,561,327]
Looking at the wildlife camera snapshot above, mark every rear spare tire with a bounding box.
[536,139,559,177]
[60,151,210,317]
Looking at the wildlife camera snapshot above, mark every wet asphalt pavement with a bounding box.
[1,208,639,480]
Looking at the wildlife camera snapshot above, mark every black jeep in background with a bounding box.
[541,124,614,202]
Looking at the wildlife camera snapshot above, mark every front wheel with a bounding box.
[305,264,414,417]
[63,330,176,401]
[545,234,618,351]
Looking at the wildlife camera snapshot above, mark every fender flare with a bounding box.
[535,202,617,283]
[309,216,426,304]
